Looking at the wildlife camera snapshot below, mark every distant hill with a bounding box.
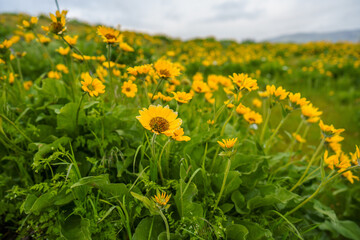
[266,29,360,43]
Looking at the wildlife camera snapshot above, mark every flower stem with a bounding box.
[150,133,158,182]
[159,210,170,240]
[265,114,289,152]
[214,157,231,210]
[151,77,164,103]
[260,106,271,144]
[158,139,171,183]
[75,93,85,134]
[290,137,325,192]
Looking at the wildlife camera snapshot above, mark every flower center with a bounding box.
[149,117,169,133]
[248,117,255,123]
[50,22,64,34]
[105,33,116,40]
[126,87,131,92]
[159,69,170,77]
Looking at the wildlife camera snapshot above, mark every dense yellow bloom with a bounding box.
[120,42,134,52]
[229,73,258,92]
[218,138,237,149]
[56,46,70,55]
[171,128,191,141]
[152,192,171,206]
[205,92,215,104]
[121,80,138,98]
[20,16,38,30]
[48,71,61,79]
[350,145,359,165]
[323,150,339,170]
[23,81,33,90]
[301,104,322,123]
[172,91,193,103]
[56,64,69,74]
[192,81,210,93]
[292,133,306,143]
[44,10,67,35]
[97,26,122,44]
[37,34,51,44]
[154,59,180,79]
[319,120,345,136]
[136,105,182,136]
[0,39,14,49]
[236,103,251,115]
[224,100,234,108]
[266,85,288,100]
[127,64,153,76]
[342,171,359,184]
[81,72,105,97]
[288,92,309,108]
[63,35,78,45]
[252,98,262,108]
[243,111,263,125]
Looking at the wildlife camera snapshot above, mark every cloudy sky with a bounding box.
[1,0,360,41]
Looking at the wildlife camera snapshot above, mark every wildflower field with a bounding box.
[1,10,360,240]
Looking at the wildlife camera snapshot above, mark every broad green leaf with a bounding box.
[131,192,159,215]
[36,78,68,100]
[226,224,249,240]
[247,185,298,210]
[238,221,273,240]
[57,102,85,134]
[133,216,165,240]
[21,194,37,214]
[319,220,360,240]
[61,215,91,240]
[29,192,55,214]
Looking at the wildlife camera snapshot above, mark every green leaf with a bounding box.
[133,216,165,240]
[212,171,242,198]
[71,175,129,199]
[57,102,85,134]
[237,221,273,240]
[36,78,68,100]
[319,220,360,240]
[226,224,249,240]
[21,194,37,214]
[29,192,55,214]
[174,181,203,218]
[231,190,248,214]
[61,215,92,240]
[247,185,298,210]
[131,192,159,215]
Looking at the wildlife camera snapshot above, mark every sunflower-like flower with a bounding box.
[48,71,61,79]
[319,120,345,137]
[43,10,67,35]
[171,128,191,141]
[20,16,38,30]
[81,72,105,97]
[136,105,182,136]
[154,59,180,79]
[56,46,70,55]
[218,138,237,149]
[192,81,210,93]
[236,103,251,115]
[97,26,122,44]
[152,192,171,207]
[292,133,306,143]
[288,92,309,108]
[350,145,359,165]
[121,80,138,98]
[127,64,153,76]
[266,85,289,100]
[63,35,78,45]
[229,73,258,92]
[172,91,192,104]
[301,104,322,123]
[243,111,263,125]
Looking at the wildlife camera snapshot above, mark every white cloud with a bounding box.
[0,0,359,41]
